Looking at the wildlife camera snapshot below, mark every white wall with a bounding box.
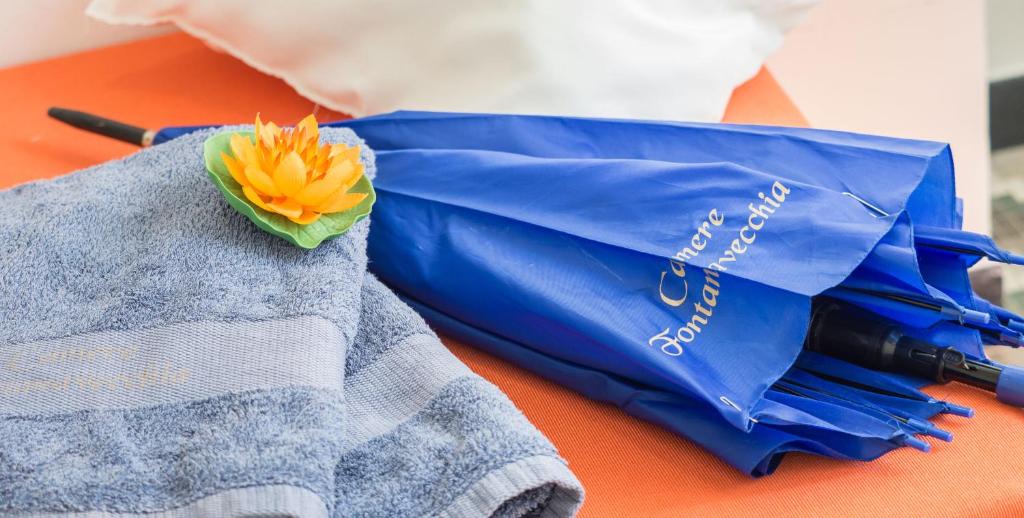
[0,0,173,68]
[989,0,1024,81]
[768,0,990,234]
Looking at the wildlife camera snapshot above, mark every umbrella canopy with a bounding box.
[151,112,1024,475]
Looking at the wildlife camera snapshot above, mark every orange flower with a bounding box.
[220,114,367,225]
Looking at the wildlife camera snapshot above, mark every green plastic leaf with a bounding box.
[203,130,375,249]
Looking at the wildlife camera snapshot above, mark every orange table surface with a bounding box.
[2,33,1022,517]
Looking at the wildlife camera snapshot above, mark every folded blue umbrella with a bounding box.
[153,111,1024,476]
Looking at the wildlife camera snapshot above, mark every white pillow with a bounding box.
[87,0,815,121]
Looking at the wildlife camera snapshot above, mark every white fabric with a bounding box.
[87,0,816,122]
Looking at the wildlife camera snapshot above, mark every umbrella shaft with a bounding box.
[945,360,1000,392]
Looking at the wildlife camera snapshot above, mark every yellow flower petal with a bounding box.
[262,121,281,147]
[259,146,282,175]
[244,164,282,197]
[313,145,332,175]
[324,159,359,186]
[297,114,319,143]
[258,127,275,149]
[273,151,307,196]
[301,144,317,165]
[242,185,274,212]
[295,179,340,207]
[314,191,367,214]
[266,197,303,218]
[288,210,322,225]
[230,133,258,164]
[220,152,250,187]
[330,144,360,163]
[294,161,352,206]
[338,163,365,192]
[254,113,266,145]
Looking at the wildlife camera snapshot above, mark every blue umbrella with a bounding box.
[59,110,1024,475]
[323,112,1024,470]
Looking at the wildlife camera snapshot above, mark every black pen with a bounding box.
[47,107,156,147]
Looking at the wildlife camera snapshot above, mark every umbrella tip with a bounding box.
[962,307,991,326]
[907,416,954,442]
[926,426,954,443]
[943,402,975,418]
[901,435,931,453]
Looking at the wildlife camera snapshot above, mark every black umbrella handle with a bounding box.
[807,301,1001,391]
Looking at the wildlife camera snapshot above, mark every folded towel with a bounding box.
[0,127,583,517]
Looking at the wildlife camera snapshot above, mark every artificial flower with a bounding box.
[220,114,367,225]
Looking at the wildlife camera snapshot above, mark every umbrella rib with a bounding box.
[842,192,890,217]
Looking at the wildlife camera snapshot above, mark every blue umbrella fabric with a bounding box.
[152,112,1024,475]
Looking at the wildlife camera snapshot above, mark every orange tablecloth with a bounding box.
[2,33,1022,517]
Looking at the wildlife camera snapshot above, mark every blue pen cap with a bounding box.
[996,364,1024,407]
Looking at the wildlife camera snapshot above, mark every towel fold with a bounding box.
[0,127,583,517]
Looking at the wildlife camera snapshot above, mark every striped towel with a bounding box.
[0,126,583,517]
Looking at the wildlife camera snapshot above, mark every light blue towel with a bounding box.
[0,127,583,517]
